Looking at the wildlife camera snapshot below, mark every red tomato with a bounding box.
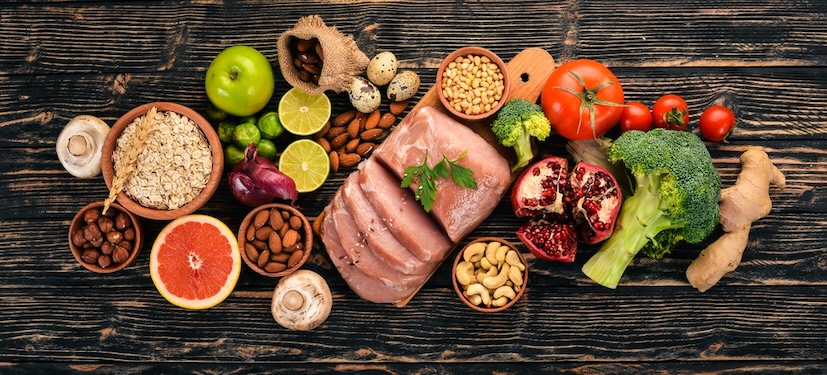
[618,102,653,132]
[541,59,624,140]
[653,94,689,130]
[699,105,736,142]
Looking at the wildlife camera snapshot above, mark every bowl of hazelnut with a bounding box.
[237,203,313,277]
[69,201,142,273]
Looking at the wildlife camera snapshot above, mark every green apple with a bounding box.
[205,46,275,117]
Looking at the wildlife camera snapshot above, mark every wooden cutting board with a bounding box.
[315,47,556,307]
[410,47,555,161]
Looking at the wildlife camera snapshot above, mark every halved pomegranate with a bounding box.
[512,158,622,262]
[516,218,578,263]
[568,162,622,244]
[510,156,569,218]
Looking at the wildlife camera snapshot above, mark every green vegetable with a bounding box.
[256,139,277,161]
[401,150,477,212]
[491,99,551,172]
[206,104,228,123]
[217,120,237,144]
[225,144,245,166]
[257,111,284,140]
[581,129,721,288]
[233,122,261,148]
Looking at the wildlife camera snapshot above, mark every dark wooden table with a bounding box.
[2,1,825,373]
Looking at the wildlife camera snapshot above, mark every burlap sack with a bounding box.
[278,15,369,94]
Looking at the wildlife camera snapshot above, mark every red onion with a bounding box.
[229,144,298,207]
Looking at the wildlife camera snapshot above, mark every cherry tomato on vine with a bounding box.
[541,59,624,140]
[699,105,736,142]
[653,94,689,130]
[618,102,653,132]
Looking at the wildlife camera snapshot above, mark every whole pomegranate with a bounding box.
[511,157,621,262]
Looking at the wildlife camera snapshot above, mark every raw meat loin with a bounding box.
[372,106,512,242]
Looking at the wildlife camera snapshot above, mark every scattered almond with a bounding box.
[345,138,360,153]
[329,151,339,173]
[333,110,356,127]
[339,152,361,168]
[390,100,409,115]
[378,113,396,129]
[347,118,360,139]
[314,121,331,139]
[366,110,381,130]
[356,142,375,156]
[330,132,349,150]
[325,126,346,140]
[317,137,331,153]
[360,128,385,141]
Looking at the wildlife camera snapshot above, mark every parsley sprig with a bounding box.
[401,150,478,212]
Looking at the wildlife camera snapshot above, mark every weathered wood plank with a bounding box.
[2,1,825,75]
[0,287,824,362]
[2,361,827,375]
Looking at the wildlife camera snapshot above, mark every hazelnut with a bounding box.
[118,241,132,251]
[112,246,130,264]
[100,242,113,255]
[98,254,112,268]
[123,228,135,241]
[97,216,114,233]
[84,209,101,223]
[82,223,101,242]
[106,230,123,244]
[72,230,87,247]
[81,249,99,264]
[114,212,130,231]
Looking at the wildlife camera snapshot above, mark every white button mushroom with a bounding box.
[271,270,332,331]
[56,115,110,178]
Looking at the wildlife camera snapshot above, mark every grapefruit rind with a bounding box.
[149,214,241,310]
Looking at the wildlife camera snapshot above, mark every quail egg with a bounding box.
[349,76,381,113]
[367,52,398,86]
[387,71,420,102]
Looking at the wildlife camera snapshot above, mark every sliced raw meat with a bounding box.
[357,157,451,263]
[341,172,431,276]
[329,189,425,290]
[372,106,511,242]
[321,206,412,303]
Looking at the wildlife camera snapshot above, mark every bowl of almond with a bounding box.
[100,102,224,220]
[238,203,313,277]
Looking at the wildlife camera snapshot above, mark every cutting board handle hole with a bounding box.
[520,73,530,82]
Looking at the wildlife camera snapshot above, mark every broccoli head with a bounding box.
[491,99,551,172]
[581,128,721,288]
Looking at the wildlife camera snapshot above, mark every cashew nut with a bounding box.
[463,242,486,262]
[465,283,491,306]
[509,264,524,286]
[455,261,475,286]
[505,250,526,271]
[483,262,510,289]
[485,241,501,265]
[495,245,509,263]
[492,296,510,307]
[480,257,493,270]
[493,285,517,300]
[467,294,483,306]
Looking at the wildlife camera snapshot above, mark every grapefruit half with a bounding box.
[150,215,241,310]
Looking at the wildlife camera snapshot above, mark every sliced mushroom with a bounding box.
[271,270,332,331]
[56,115,110,178]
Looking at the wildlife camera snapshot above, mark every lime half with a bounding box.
[278,88,331,136]
[278,139,330,193]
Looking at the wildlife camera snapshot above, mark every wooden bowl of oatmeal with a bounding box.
[100,102,223,220]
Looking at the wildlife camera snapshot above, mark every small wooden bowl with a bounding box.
[452,237,528,313]
[69,201,143,273]
[238,203,312,277]
[100,102,224,220]
[436,46,510,121]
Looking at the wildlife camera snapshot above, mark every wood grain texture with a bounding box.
[0,287,825,362]
[2,0,826,370]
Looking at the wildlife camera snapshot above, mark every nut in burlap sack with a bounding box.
[278,15,370,94]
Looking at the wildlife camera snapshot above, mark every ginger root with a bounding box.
[686,148,785,292]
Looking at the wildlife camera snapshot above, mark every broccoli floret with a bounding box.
[581,128,721,288]
[491,99,551,172]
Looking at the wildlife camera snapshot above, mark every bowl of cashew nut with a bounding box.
[452,237,528,312]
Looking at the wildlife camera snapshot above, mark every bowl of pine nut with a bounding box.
[436,46,510,121]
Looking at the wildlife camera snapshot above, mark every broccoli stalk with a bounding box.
[491,99,551,172]
[581,129,721,289]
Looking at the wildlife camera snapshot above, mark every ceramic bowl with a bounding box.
[238,203,313,277]
[69,201,143,273]
[452,237,528,313]
[100,102,223,220]
[436,46,510,121]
